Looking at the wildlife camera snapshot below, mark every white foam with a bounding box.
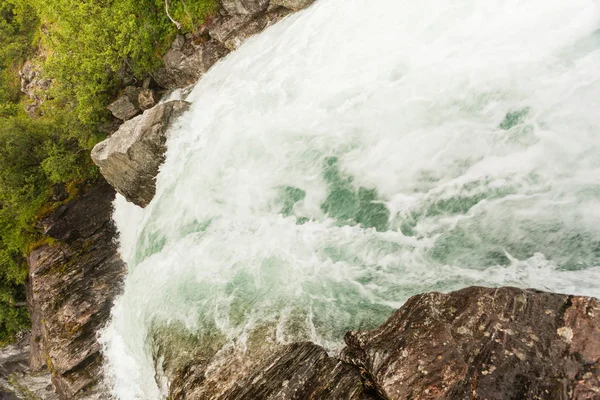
[101,0,600,398]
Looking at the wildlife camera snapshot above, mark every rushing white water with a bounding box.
[101,0,600,398]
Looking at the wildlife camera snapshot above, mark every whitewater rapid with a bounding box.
[101,0,600,398]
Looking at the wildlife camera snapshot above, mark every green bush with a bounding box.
[0,0,219,342]
[35,0,219,129]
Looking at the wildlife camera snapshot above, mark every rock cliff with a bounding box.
[26,181,125,399]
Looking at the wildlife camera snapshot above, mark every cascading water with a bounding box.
[101,0,600,398]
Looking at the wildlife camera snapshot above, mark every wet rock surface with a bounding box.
[91,100,191,207]
[220,342,378,400]
[167,286,600,400]
[26,181,126,399]
[341,286,600,400]
[167,341,379,400]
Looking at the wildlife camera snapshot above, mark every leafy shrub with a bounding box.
[0,0,219,342]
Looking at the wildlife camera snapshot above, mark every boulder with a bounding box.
[28,181,126,399]
[107,86,141,121]
[91,101,191,207]
[341,286,600,400]
[270,0,315,11]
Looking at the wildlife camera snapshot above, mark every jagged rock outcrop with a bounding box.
[341,286,600,399]
[27,181,126,399]
[91,101,190,207]
[206,6,292,51]
[168,286,600,399]
[220,342,377,400]
[166,339,379,400]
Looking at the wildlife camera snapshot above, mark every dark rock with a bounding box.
[51,183,68,202]
[28,181,126,399]
[166,287,600,400]
[107,86,141,121]
[91,101,191,207]
[115,63,136,87]
[138,89,157,111]
[152,35,229,89]
[97,117,123,136]
[142,77,152,90]
[341,286,600,400]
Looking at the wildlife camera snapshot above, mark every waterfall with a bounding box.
[101,0,600,398]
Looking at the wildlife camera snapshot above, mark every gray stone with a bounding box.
[107,86,141,121]
[91,101,191,207]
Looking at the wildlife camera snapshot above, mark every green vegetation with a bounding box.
[0,0,218,343]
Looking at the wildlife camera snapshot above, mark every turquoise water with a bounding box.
[101,1,600,398]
